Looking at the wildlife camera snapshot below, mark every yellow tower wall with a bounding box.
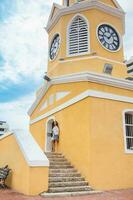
[89,97,133,190]
[30,81,133,190]
[48,9,126,78]
[30,96,92,180]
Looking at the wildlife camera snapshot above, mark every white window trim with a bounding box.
[66,13,90,57]
[123,109,133,154]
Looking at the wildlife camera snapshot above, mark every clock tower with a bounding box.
[46,0,127,79]
[28,0,133,195]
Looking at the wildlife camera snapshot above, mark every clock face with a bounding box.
[49,34,60,60]
[97,24,120,51]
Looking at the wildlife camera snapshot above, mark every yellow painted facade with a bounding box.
[0,133,49,195]
[29,0,133,191]
[1,0,132,196]
[30,81,133,190]
[48,5,125,78]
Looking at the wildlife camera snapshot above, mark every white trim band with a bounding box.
[28,72,133,116]
[30,90,133,125]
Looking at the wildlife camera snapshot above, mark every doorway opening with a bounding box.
[45,118,54,152]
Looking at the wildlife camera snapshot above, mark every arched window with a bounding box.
[68,15,89,56]
[124,111,133,152]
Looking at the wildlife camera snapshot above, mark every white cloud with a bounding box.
[0,93,35,130]
[0,0,133,130]
[0,0,61,130]
[0,0,61,83]
[0,0,132,84]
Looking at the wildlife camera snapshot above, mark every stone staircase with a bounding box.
[41,152,101,197]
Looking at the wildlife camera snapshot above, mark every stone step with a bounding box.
[48,158,67,162]
[49,168,77,173]
[50,161,70,165]
[49,172,81,177]
[41,190,102,198]
[49,176,85,183]
[48,185,92,193]
[45,152,62,156]
[49,181,88,188]
[44,152,96,197]
[50,165,73,169]
[46,155,64,159]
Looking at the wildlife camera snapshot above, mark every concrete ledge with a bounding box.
[13,129,49,167]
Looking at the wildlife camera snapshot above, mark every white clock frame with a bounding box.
[96,23,122,53]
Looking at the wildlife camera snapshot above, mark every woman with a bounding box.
[52,121,59,152]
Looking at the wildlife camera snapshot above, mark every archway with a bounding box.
[45,117,55,152]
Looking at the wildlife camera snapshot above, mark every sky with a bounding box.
[0,0,133,130]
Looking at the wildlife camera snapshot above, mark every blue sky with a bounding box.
[0,0,133,130]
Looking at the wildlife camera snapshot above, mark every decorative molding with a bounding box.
[49,94,54,105]
[58,55,125,65]
[111,0,124,11]
[46,54,124,75]
[14,129,49,167]
[39,100,48,111]
[46,0,125,33]
[30,90,133,125]
[28,71,133,116]
[48,3,63,23]
[28,82,51,116]
[30,90,89,124]
[56,91,70,101]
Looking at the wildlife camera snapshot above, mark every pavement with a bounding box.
[0,189,133,200]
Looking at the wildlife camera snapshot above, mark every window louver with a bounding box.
[68,16,88,56]
[125,113,133,151]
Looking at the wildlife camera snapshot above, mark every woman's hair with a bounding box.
[52,120,59,128]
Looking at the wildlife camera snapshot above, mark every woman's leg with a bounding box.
[55,140,59,152]
[55,141,57,152]
[52,141,55,152]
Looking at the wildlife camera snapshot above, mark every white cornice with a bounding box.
[47,3,63,23]
[46,0,125,33]
[110,0,124,11]
[28,71,133,116]
[30,89,133,125]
